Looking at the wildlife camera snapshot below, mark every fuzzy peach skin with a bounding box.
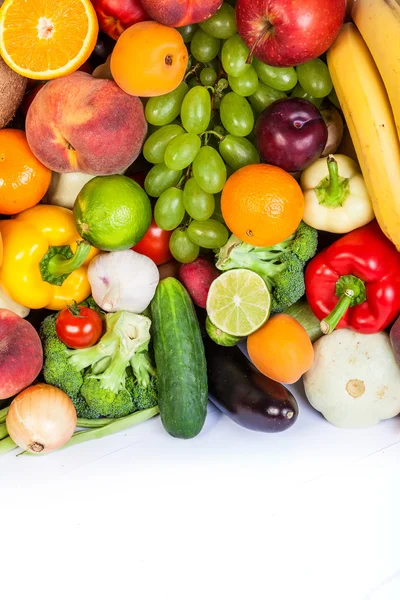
[141,0,223,27]
[25,71,147,175]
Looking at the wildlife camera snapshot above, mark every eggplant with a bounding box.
[203,335,299,433]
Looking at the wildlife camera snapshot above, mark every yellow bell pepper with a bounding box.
[0,230,3,268]
[0,205,99,310]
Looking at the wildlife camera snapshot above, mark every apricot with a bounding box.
[111,21,188,97]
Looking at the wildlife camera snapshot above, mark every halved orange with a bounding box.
[0,0,99,80]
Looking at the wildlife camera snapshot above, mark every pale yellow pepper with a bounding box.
[0,205,99,310]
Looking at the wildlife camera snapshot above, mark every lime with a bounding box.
[206,269,271,337]
[205,316,242,347]
[73,175,152,251]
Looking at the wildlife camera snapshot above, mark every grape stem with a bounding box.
[201,130,225,141]
[184,62,201,81]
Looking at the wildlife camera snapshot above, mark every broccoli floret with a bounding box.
[130,376,158,412]
[290,221,318,263]
[80,378,134,419]
[215,222,318,314]
[270,254,306,313]
[40,315,83,399]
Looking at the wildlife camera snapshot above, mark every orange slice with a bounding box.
[0,0,99,80]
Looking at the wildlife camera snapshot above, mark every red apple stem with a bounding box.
[246,23,274,64]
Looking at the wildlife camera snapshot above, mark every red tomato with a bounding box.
[56,305,103,349]
[132,219,173,266]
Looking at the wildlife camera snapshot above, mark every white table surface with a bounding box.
[1,381,400,600]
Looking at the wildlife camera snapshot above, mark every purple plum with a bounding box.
[255,98,328,173]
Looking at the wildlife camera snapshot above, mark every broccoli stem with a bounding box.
[0,423,8,440]
[0,436,18,455]
[22,406,160,455]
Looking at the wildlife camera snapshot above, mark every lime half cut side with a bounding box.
[206,269,271,337]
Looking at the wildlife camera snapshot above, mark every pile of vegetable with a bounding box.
[2,0,400,458]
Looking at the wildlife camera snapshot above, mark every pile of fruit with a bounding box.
[1,0,400,456]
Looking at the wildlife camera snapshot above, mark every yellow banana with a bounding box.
[327,23,400,248]
[352,0,400,140]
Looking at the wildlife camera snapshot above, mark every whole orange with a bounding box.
[247,314,314,385]
[110,21,188,97]
[221,164,305,247]
[0,129,52,215]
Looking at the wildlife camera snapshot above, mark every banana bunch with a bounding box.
[327,1,400,249]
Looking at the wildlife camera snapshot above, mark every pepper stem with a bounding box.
[48,241,91,275]
[315,155,350,208]
[40,241,91,286]
[320,274,366,334]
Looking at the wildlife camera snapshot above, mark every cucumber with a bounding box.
[151,277,208,439]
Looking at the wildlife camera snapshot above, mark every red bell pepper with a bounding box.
[305,221,400,334]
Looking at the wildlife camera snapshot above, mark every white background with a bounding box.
[1,382,400,600]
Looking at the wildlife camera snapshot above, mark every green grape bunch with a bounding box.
[140,2,334,265]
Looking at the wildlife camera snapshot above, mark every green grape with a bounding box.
[199,3,237,39]
[154,188,185,231]
[219,134,260,171]
[187,219,229,249]
[143,124,184,164]
[183,177,215,221]
[253,58,297,92]
[169,229,200,263]
[200,67,217,86]
[177,24,198,43]
[228,66,259,97]
[187,77,200,89]
[220,92,254,137]
[145,82,189,126]
[192,146,227,194]
[214,125,226,136]
[191,29,220,63]
[290,83,323,108]
[207,57,220,72]
[181,86,212,135]
[296,58,333,99]
[221,34,251,77]
[249,83,286,114]
[164,133,201,171]
[144,164,183,198]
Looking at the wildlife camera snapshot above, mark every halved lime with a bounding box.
[206,269,271,337]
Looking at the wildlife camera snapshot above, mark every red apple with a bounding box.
[140,0,223,27]
[92,0,151,41]
[236,0,346,67]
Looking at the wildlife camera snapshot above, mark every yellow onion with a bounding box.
[6,383,77,454]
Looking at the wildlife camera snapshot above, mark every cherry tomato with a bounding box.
[56,304,103,349]
[132,218,173,265]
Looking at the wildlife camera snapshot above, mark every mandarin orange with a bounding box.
[247,314,314,385]
[0,129,52,215]
[221,163,305,247]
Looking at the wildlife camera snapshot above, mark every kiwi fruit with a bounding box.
[0,56,27,129]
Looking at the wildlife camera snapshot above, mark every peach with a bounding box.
[25,71,147,176]
[0,309,43,400]
[141,0,223,27]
